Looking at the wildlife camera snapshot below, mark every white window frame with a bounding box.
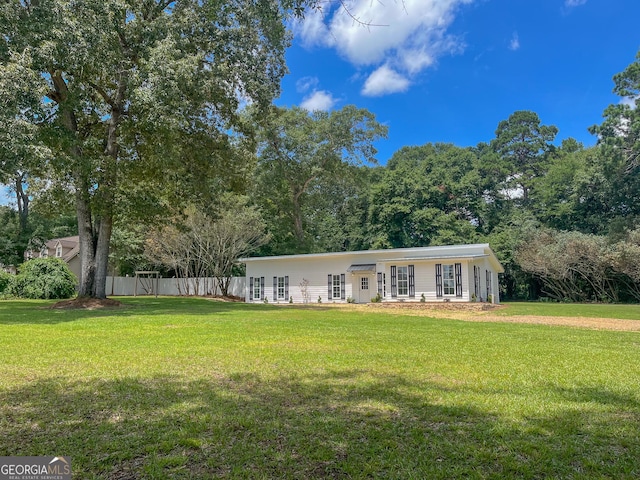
[277,276,286,300]
[55,243,63,258]
[253,279,261,300]
[397,266,408,296]
[332,274,341,299]
[443,264,455,296]
[361,277,369,290]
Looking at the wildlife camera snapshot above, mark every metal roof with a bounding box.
[346,264,376,272]
[378,254,489,262]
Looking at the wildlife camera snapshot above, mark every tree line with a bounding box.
[245,64,640,302]
[0,0,638,302]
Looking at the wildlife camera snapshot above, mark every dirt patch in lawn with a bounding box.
[204,294,244,302]
[49,297,123,310]
[326,303,640,332]
[456,313,640,331]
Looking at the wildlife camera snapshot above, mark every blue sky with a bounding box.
[277,0,640,163]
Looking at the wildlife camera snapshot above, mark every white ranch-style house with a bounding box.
[241,244,504,304]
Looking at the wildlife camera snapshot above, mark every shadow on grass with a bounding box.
[0,297,291,325]
[1,371,638,479]
[552,384,640,409]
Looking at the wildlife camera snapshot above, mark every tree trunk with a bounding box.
[93,216,112,298]
[291,187,305,245]
[14,173,29,232]
[76,182,96,297]
[77,70,125,298]
[75,200,113,299]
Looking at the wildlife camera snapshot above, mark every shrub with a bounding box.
[12,258,77,299]
[0,270,14,295]
[371,292,382,303]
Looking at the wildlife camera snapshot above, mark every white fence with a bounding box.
[105,276,246,297]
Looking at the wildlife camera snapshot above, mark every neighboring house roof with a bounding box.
[28,236,80,264]
[240,243,505,273]
[62,244,80,262]
[45,236,80,251]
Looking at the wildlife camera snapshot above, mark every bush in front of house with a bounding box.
[12,258,77,299]
[0,270,13,296]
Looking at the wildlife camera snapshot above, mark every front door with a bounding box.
[356,275,371,303]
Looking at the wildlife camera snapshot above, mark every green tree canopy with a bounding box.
[491,110,558,205]
[367,143,482,248]
[0,0,319,298]
[254,105,387,253]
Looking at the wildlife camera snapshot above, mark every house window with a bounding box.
[277,276,285,300]
[55,244,62,258]
[361,277,369,290]
[377,272,386,297]
[40,247,48,258]
[332,274,341,299]
[397,266,408,296]
[486,270,492,300]
[328,274,345,300]
[442,265,455,296]
[253,277,262,300]
[273,276,289,301]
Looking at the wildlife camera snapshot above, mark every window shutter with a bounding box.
[260,277,265,300]
[455,263,462,298]
[328,274,332,299]
[285,276,289,300]
[249,277,253,300]
[473,266,478,297]
[273,276,277,301]
[390,266,397,298]
[340,273,346,300]
[435,264,443,298]
[408,265,415,298]
[486,270,491,299]
[377,272,383,296]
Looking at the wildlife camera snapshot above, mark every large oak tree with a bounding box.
[0,0,317,298]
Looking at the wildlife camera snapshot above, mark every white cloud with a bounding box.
[300,90,339,111]
[620,95,638,110]
[362,65,410,97]
[509,32,520,51]
[294,0,473,96]
[296,76,319,93]
[565,0,587,7]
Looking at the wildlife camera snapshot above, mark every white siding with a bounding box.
[246,255,365,304]
[243,244,503,304]
[380,260,470,302]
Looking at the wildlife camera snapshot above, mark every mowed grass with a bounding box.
[499,301,640,320]
[0,298,639,479]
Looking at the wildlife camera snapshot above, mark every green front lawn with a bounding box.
[499,301,640,320]
[1,298,638,478]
